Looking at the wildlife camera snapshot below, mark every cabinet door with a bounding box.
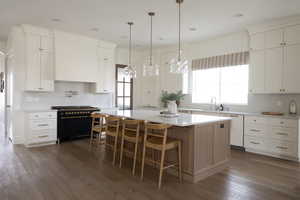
[265,47,283,93]
[25,34,41,91]
[285,25,300,45]
[40,50,54,91]
[40,36,53,51]
[265,29,284,49]
[283,44,300,93]
[250,33,265,51]
[102,48,115,93]
[229,115,244,147]
[249,51,265,93]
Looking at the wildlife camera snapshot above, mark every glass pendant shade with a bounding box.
[124,22,137,78]
[143,12,159,77]
[170,0,189,74]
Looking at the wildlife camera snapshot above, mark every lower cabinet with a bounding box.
[25,111,57,147]
[244,116,299,160]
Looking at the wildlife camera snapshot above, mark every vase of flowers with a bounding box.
[160,90,185,108]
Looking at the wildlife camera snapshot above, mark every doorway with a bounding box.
[115,65,133,110]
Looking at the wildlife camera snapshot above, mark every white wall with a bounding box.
[0,40,6,52]
[133,30,300,114]
[0,53,5,130]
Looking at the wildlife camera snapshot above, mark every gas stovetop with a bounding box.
[51,106,100,111]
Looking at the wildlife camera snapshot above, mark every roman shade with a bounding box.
[192,51,249,71]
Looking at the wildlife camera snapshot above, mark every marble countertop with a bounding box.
[99,109,231,127]
[178,107,300,119]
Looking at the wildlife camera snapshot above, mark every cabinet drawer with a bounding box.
[29,112,57,120]
[270,127,297,141]
[245,116,267,125]
[29,119,56,130]
[245,125,266,137]
[245,136,266,151]
[268,139,297,157]
[269,118,297,128]
[28,132,57,144]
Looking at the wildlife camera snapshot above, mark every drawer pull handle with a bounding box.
[250,129,261,132]
[276,146,288,150]
[38,135,49,138]
[276,132,288,136]
[38,124,49,127]
[250,141,260,145]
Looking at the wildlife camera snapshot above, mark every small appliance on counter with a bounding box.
[51,106,100,143]
[289,100,297,115]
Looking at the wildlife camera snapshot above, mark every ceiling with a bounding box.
[1,0,300,47]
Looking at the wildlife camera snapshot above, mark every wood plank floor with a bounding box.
[0,137,299,200]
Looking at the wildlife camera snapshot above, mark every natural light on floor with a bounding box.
[192,65,249,105]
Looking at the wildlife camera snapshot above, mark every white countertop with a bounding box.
[99,109,231,127]
[178,107,300,119]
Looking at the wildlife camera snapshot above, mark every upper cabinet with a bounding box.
[23,25,54,92]
[54,31,98,83]
[249,23,300,94]
[92,41,116,93]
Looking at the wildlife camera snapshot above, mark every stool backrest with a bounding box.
[106,116,121,133]
[144,122,171,145]
[91,113,107,127]
[122,119,141,136]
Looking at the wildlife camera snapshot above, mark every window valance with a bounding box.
[192,51,249,71]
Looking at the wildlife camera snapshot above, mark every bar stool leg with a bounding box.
[119,135,125,168]
[178,142,182,182]
[112,135,118,165]
[140,142,146,180]
[158,149,166,189]
[132,138,139,175]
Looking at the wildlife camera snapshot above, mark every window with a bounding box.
[116,65,133,110]
[192,65,249,105]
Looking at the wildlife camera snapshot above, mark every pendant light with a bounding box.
[169,0,188,74]
[143,12,159,76]
[124,22,137,78]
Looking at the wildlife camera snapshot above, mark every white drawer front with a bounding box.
[28,132,57,144]
[268,139,297,157]
[245,116,267,125]
[269,118,297,128]
[29,112,57,120]
[245,136,266,151]
[245,125,267,137]
[270,127,297,141]
[30,119,57,130]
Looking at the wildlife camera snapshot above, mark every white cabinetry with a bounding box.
[249,24,300,94]
[92,41,116,93]
[25,111,57,147]
[244,116,299,161]
[54,31,98,83]
[23,25,54,92]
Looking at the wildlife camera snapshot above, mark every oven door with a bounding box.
[58,115,92,142]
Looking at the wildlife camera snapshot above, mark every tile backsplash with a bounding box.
[182,94,300,114]
[22,81,113,110]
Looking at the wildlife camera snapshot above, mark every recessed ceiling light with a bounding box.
[233,13,244,18]
[51,18,61,22]
[90,27,99,32]
[189,27,197,31]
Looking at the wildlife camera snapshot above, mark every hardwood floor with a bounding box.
[0,136,299,200]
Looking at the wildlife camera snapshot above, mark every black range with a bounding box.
[51,106,100,143]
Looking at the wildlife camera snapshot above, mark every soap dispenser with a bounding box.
[289,100,297,115]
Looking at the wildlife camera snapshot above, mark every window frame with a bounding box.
[191,64,249,106]
[115,64,133,110]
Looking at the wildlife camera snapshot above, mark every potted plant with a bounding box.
[160,90,185,107]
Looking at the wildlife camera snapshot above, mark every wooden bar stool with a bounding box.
[90,113,107,147]
[141,122,182,189]
[105,116,121,165]
[119,119,143,175]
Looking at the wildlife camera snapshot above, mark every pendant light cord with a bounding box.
[150,14,153,66]
[129,23,132,67]
[178,1,181,62]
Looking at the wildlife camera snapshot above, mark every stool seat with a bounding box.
[146,137,180,150]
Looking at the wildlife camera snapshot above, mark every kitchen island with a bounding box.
[99,109,232,183]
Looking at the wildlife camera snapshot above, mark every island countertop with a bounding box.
[98,109,231,127]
